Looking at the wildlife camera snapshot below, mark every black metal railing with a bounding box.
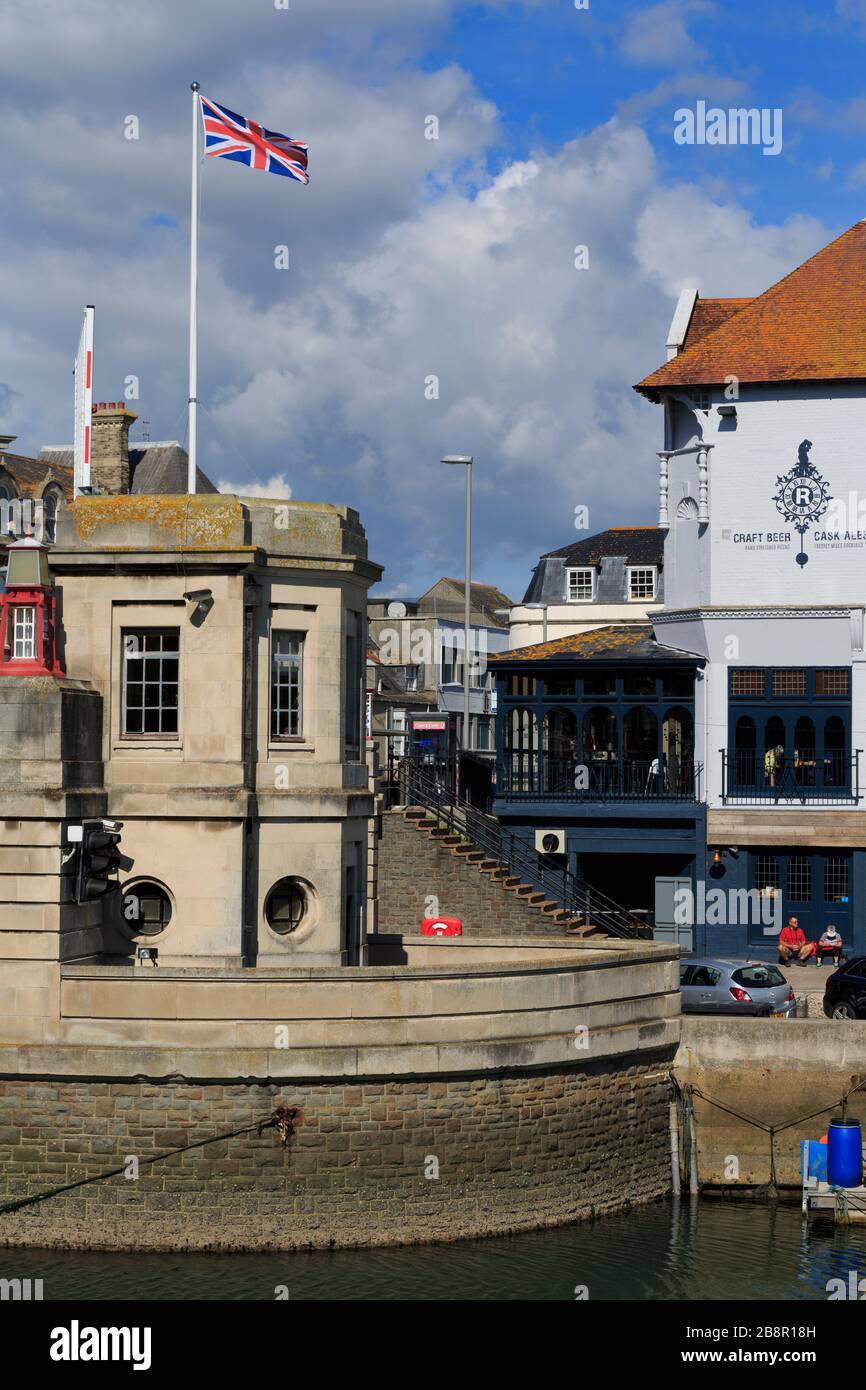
[401,760,652,940]
[720,748,861,804]
[497,754,703,802]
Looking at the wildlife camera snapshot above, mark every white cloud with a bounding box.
[218,472,293,499]
[0,0,834,598]
[620,0,713,69]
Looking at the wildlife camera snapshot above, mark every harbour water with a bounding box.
[4,1199,866,1301]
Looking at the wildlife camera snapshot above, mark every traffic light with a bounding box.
[70,820,126,904]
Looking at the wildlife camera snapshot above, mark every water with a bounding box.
[5,1199,866,1300]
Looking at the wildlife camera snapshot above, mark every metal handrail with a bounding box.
[402,761,652,940]
[719,749,862,805]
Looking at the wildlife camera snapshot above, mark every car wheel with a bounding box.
[830,999,860,1020]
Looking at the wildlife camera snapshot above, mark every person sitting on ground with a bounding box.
[816,924,843,968]
[778,915,817,966]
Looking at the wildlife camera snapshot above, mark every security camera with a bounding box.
[183,589,212,603]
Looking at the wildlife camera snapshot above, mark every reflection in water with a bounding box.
[4,1200,866,1301]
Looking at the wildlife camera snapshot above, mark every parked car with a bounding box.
[680,958,796,1017]
[823,957,866,1019]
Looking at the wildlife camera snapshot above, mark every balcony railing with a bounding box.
[498,754,703,801]
[720,749,862,804]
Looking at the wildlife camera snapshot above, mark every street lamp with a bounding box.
[442,455,473,773]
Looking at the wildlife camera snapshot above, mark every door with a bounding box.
[654,876,694,951]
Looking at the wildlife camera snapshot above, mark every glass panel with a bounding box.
[582,672,615,697]
[755,854,780,892]
[271,630,304,739]
[815,669,849,696]
[786,856,812,901]
[825,857,849,904]
[545,675,576,697]
[772,669,806,696]
[662,671,694,699]
[122,629,181,735]
[623,674,656,697]
[730,669,764,697]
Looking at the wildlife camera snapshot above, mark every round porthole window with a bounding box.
[121,880,173,936]
[265,878,309,935]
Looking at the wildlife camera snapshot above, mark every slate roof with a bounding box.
[0,451,73,498]
[38,442,219,495]
[540,525,663,567]
[490,624,699,664]
[636,220,866,397]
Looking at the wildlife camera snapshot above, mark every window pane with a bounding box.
[271,630,304,738]
[662,671,694,699]
[787,856,811,901]
[825,857,849,903]
[773,669,806,696]
[756,854,779,892]
[122,628,181,735]
[815,669,849,696]
[730,669,764,697]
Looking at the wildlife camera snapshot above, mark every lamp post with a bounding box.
[442,455,473,785]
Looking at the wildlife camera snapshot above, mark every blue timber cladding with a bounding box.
[491,624,703,924]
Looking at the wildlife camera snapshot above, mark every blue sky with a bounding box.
[1,0,864,600]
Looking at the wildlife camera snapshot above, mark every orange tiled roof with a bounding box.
[635,221,866,397]
[681,297,753,351]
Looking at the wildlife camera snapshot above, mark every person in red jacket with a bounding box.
[778,916,816,965]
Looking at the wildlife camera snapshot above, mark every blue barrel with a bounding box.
[828,1118,863,1188]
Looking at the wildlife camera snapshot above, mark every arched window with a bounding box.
[794,715,816,787]
[824,715,846,787]
[42,489,61,544]
[543,709,576,795]
[582,706,617,793]
[734,715,756,787]
[763,716,786,789]
[622,707,658,793]
[505,707,538,793]
[663,706,694,793]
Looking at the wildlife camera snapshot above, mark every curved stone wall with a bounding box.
[0,936,680,1250]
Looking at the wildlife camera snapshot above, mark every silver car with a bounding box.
[680,957,796,1017]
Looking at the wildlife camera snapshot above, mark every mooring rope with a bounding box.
[0,1106,299,1217]
[669,1074,866,1193]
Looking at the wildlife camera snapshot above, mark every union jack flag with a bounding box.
[199,95,309,183]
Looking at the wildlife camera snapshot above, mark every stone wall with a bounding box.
[377,809,568,936]
[0,1052,675,1251]
[675,1016,866,1189]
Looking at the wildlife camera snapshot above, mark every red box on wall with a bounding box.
[420,917,463,937]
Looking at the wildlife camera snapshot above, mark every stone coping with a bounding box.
[60,933,678,983]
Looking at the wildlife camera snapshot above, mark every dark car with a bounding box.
[823,957,866,1019]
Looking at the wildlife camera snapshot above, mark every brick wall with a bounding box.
[0,1052,674,1250]
[377,809,567,936]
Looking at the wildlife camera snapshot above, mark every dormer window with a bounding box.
[628,566,657,601]
[566,567,595,602]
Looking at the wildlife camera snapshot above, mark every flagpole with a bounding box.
[187,81,201,495]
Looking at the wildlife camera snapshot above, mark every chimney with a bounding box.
[89,402,138,494]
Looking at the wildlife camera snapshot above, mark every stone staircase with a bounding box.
[401,805,610,938]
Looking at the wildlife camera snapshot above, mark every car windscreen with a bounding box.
[731,965,786,989]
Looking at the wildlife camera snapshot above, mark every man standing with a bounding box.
[778,915,816,965]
